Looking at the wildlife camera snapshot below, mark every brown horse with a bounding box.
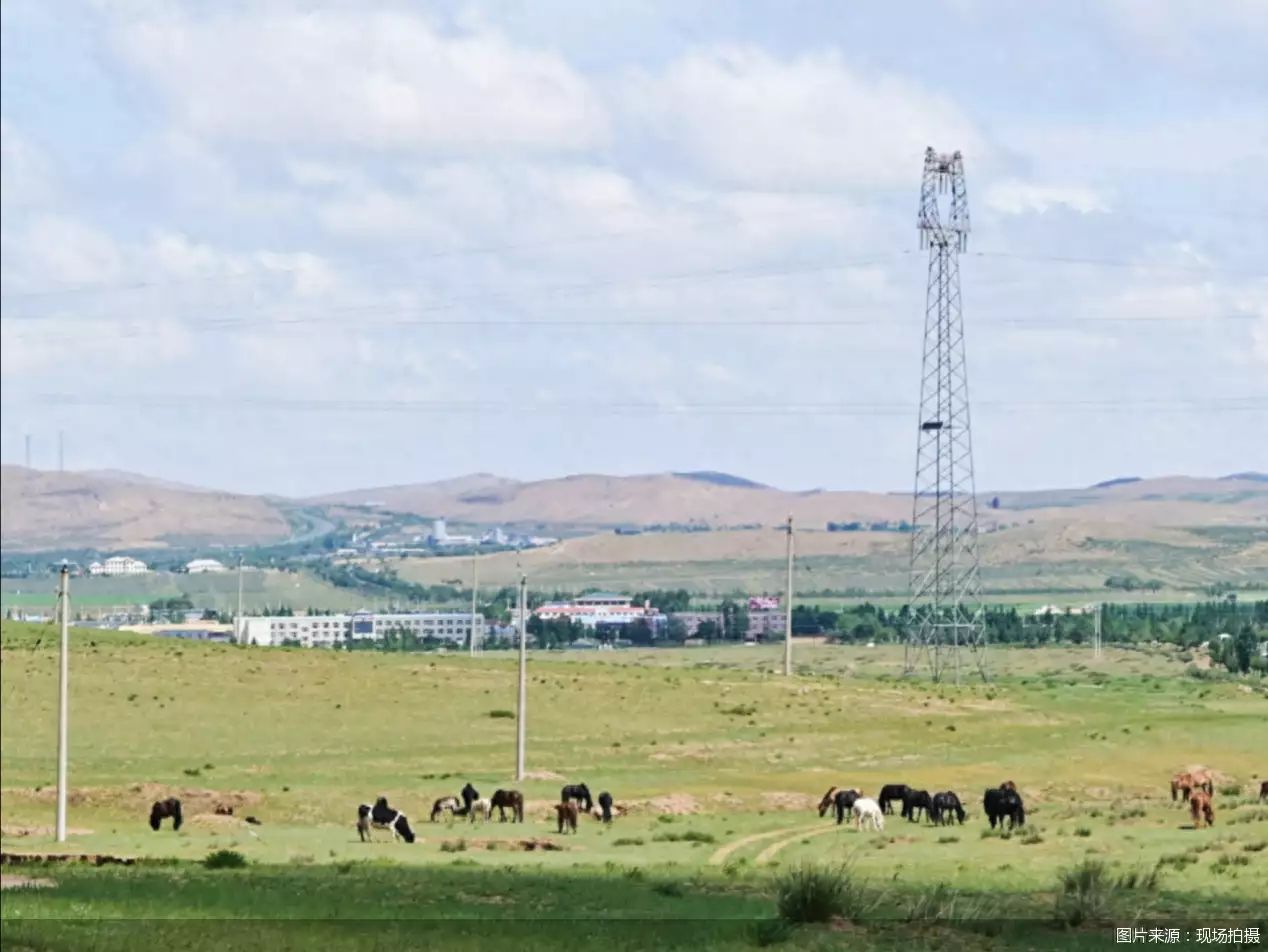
[1189,790,1214,829]
[817,787,839,817]
[1260,780,1268,802]
[555,802,578,834]
[491,789,524,823]
[1171,770,1214,804]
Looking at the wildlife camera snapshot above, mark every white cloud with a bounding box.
[114,10,609,153]
[625,45,985,190]
[985,180,1110,216]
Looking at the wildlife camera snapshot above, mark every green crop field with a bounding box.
[2,622,1265,950]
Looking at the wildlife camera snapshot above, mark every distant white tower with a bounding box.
[433,518,448,541]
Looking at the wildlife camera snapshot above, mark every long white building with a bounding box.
[240,610,485,649]
[88,556,149,576]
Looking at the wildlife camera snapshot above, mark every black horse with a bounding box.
[983,786,1025,830]
[932,791,966,825]
[597,791,614,823]
[149,797,183,831]
[832,789,860,825]
[358,796,416,843]
[902,789,934,823]
[491,789,524,823]
[561,783,593,813]
[877,784,910,815]
[460,782,480,816]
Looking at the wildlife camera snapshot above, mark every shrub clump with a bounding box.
[775,863,871,925]
[487,709,515,719]
[652,830,716,844]
[203,849,247,870]
[612,837,644,847]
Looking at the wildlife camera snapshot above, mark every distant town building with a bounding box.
[748,595,780,611]
[239,609,485,649]
[430,517,477,547]
[535,592,656,628]
[185,558,227,574]
[89,556,149,576]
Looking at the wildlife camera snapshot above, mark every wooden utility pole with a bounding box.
[783,515,794,676]
[236,556,245,644]
[470,555,479,656]
[1093,603,1103,660]
[515,575,528,781]
[56,565,70,842]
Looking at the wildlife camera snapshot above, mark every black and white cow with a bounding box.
[357,797,416,843]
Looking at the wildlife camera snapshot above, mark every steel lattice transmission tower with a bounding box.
[905,147,987,683]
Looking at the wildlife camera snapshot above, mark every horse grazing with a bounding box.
[830,789,861,825]
[430,796,461,822]
[983,786,1025,830]
[357,797,416,843]
[1260,780,1268,802]
[902,789,934,823]
[468,798,492,823]
[877,784,911,815]
[817,786,840,817]
[556,802,579,834]
[852,797,884,832]
[932,791,966,825]
[1171,770,1214,804]
[149,798,183,831]
[490,789,524,823]
[1189,790,1215,829]
[597,791,614,823]
[561,783,593,813]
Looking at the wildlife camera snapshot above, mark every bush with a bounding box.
[1054,859,1159,925]
[1218,784,1241,797]
[775,863,871,925]
[487,709,515,719]
[719,703,757,717]
[652,880,686,898]
[1073,827,1092,837]
[440,839,468,853]
[1055,859,1112,925]
[652,830,715,844]
[612,837,644,847]
[749,918,794,947]
[1020,828,1044,845]
[1242,841,1266,853]
[203,849,247,870]
[905,883,985,923]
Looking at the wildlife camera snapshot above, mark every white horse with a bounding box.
[468,797,492,823]
[852,797,884,832]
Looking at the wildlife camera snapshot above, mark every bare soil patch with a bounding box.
[1,852,135,866]
[625,793,700,816]
[761,791,816,811]
[1,825,94,838]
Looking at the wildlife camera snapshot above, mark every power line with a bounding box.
[8,392,1264,417]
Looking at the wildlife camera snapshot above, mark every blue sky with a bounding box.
[2,1,1266,495]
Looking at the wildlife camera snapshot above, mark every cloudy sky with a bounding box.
[2,1,1266,496]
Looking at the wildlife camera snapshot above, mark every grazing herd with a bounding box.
[818,782,1018,831]
[348,782,607,842]
[144,765,1259,844]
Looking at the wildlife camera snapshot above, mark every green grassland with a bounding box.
[2,622,1265,950]
[0,569,378,615]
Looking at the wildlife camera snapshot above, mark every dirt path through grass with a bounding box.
[753,823,845,865]
[707,822,824,865]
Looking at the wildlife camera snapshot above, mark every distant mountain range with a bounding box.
[2,465,1265,552]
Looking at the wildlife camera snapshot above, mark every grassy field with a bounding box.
[393,525,1268,597]
[0,569,379,615]
[2,622,1265,949]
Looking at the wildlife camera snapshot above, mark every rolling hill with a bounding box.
[0,466,293,551]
